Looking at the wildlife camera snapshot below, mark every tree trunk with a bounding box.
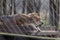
[49,0,59,31]
[2,0,6,15]
[22,0,41,14]
[0,0,3,16]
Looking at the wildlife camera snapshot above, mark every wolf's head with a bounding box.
[28,13,43,27]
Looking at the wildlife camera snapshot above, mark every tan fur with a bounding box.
[16,13,42,26]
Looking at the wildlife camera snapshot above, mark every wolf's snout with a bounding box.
[41,22,43,25]
[36,22,43,27]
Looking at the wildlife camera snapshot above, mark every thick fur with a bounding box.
[0,13,43,35]
[15,13,42,26]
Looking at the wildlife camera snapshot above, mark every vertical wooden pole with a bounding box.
[49,0,59,31]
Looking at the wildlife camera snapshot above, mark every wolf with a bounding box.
[15,13,43,35]
[0,13,43,35]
